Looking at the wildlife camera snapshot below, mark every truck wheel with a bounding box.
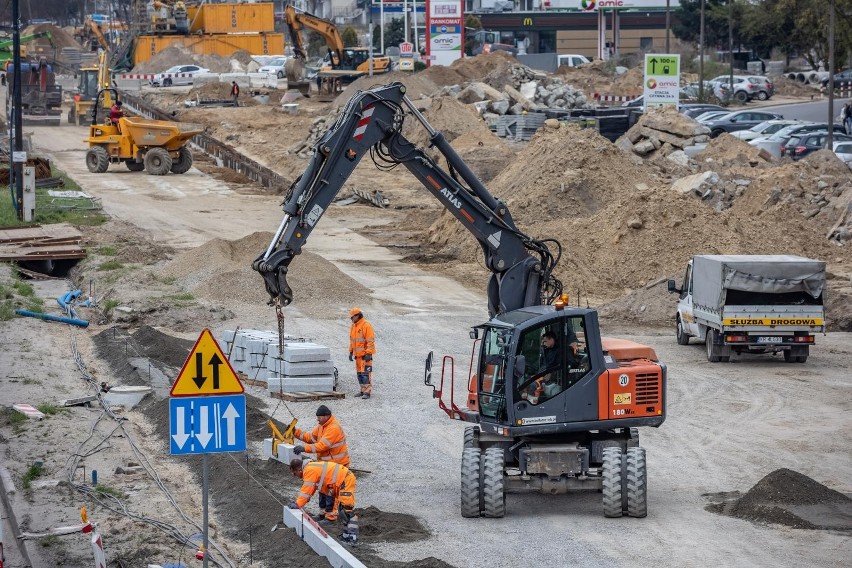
[601,447,623,518]
[676,317,690,345]
[481,447,506,518]
[784,346,808,363]
[170,147,193,174]
[144,147,173,175]
[85,146,109,173]
[125,161,145,172]
[625,447,647,518]
[460,448,481,518]
[705,329,729,362]
[463,426,479,449]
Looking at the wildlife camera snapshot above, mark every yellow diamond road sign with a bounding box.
[170,328,244,397]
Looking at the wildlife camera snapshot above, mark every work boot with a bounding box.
[313,513,327,522]
[361,394,371,400]
[354,392,364,398]
[318,517,335,526]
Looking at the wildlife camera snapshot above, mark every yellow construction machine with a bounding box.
[282,1,390,99]
[84,88,202,175]
[69,50,110,126]
[268,417,298,458]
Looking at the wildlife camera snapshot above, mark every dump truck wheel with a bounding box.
[625,447,647,518]
[676,317,690,345]
[126,161,145,172]
[86,146,109,173]
[170,147,193,174]
[481,447,506,518]
[463,426,479,449]
[460,448,481,518]
[144,148,173,175]
[602,447,623,518]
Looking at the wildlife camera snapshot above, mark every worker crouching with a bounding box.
[292,405,350,520]
[288,458,359,544]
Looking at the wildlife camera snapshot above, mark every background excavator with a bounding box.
[69,50,110,125]
[254,82,667,519]
[282,1,390,100]
[0,31,53,64]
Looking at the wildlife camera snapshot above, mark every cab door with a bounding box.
[678,261,700,336]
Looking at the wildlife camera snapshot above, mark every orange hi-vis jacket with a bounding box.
[294,415,350,466]
[349,318,375,361]
[295,461,357,511]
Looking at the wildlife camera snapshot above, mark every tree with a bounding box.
[372,17,405,52]
[341,26,360,48]
[464,14,482,56]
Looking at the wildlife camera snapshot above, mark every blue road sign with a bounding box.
[169,395,247,455]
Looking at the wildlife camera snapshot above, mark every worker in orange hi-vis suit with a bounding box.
[348,307,376,399]
[292,405,350,520]
[287,458,358,533]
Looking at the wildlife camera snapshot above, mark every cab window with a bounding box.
[681,263,692,300]
[513,316,591,405]
[478,327,508,420]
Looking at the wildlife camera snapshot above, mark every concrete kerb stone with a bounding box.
[113,78,143,91]
[219,73,251,88]
[282,507,367,568]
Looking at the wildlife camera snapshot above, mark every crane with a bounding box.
[253,82,666,518]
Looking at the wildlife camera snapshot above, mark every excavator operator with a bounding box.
[348,307,376,399]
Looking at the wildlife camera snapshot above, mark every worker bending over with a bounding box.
[293,405,350,520]
[288,458,359,543]
[348,307,376,399]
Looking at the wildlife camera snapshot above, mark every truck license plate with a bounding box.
[756,336,783,344]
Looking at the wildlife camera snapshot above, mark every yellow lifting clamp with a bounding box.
[268,417,298,456]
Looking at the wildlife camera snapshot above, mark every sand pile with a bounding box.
[696,133,767,165]
[22,23,82,51]
[556,60,643,97]
[333,71,442,108]
[131,45,232,74]
[707,468,852,530]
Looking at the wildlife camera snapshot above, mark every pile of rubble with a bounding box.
[615,107,711,161]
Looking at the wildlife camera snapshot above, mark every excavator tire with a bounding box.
[170,147,193,174]
[144,147,173,176]
[460,448,481,518]
[481,447,506,518]
[85,146,109,173]
[126,161,145,172]
[601,447,624,518]
[625,447,647,518]
[463,426,479,449]
[676,316,690,345]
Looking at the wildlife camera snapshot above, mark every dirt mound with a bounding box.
[707,469,852,530]
[22,23,82,51]
[443,50,519,84]
[333,72,442,108]
[696,133,764,164]
[556,61,643,97]
[402,96,492,147]
[770,74,818,97]
[131,45,232,74]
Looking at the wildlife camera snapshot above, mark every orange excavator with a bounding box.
[253,82,667,519]
[282,1,390,99]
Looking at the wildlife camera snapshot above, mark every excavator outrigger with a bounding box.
[282,1,390,100]
[254,82,666,519]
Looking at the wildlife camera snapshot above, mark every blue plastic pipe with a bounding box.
[15,309,89,327]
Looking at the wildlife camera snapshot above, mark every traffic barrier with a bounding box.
[593,93,639,102]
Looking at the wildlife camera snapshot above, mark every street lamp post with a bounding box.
[11,0,24,221]
[828,0,835,148]
[699,0,705,101]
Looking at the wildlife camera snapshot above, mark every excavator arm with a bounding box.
[283,2,344,66]
[254,82,562,316]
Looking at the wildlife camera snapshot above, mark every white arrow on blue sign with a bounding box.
[169,394,247,455]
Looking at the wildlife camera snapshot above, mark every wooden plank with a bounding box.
[270,391,345,402]
[0,223,83,244]
[242,378,268,388]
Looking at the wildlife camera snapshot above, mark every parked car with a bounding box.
[833,140,852,168]
[748,76,774,100]
[731,119,802,141]
[702,110,784,137]
[680,103,726,119]
[258,56,289,79]
[781,131,852,160]
[557,54,591,68]
[751,122,846,158]
[708,75,762,102]
[150,65,209,87]
[695,110,732,123]
[682,82,732,103]
[822,69,852,87]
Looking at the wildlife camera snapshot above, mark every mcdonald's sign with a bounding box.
[523,17,533,26]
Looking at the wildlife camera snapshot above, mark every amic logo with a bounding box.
[582,0,597,10]
[646,78,657,89]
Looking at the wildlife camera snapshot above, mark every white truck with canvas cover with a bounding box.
[668,255,826,363]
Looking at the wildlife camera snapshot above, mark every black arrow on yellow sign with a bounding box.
[191,352,225,389]
[171,328,244,397]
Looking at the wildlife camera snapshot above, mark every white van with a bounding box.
[557,54,591,68]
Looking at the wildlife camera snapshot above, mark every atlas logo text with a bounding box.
[441,187,461,208]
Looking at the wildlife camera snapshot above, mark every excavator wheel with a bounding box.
[85,146,109,173]
[601,447,624,518]
[126,161,145,172]
[170,147,193,174]
[676,316,690,345]
[462,426,479,449]
[460,447,481,518]
[625,447,647,518]
[481,447,506,518]
[144,147,173,176]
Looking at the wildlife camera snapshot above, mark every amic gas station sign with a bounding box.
[542,0,680,9]
[426,0,463,67]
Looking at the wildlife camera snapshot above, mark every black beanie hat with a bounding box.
[316,405,332,416]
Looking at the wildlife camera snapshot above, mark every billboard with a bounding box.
[426,0,464,67]
[542,0,680,9]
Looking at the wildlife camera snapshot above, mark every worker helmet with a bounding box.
[349,307,362,318]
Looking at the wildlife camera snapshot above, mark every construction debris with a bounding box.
[616,106,711,159]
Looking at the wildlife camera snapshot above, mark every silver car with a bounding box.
[731,119,801,141]
[748,76,774,100]
[709,75,760,103]
[834,140,852,169]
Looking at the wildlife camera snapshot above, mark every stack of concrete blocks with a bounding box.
[266,341,336,394]
[217,328,296,379]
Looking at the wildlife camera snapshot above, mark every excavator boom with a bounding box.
[254,82,562,316]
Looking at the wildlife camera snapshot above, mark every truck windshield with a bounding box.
[478,327,508,420]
